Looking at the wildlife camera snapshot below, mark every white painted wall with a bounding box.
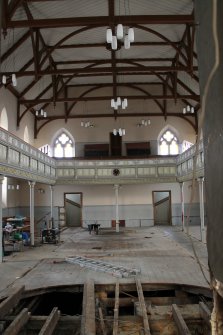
[28,182,199,207]
[34,116,196,157]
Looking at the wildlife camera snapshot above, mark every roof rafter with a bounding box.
[4,65,198,77]
[20,94,200,106]
[7,15,194,29]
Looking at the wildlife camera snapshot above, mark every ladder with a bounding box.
[65,256,140,278]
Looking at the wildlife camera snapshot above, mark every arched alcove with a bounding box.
[24,126,29,143]
[0,107,8,130]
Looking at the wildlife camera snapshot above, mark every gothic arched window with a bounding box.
[159,129,179,155]
[53,132,74,158]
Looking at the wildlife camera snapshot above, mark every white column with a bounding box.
[0,175,5,263]
[114,184,120,233]
[179,182,185,231]
[28,181,35,246]
[198,177,205,242]
[50,185,54,228]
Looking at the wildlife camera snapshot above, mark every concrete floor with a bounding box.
[0,225,210,298]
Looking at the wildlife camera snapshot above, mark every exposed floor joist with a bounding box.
[136,278,151,335]
[81,279,95,335]
[38,307,60,335]
[0,286,25,319]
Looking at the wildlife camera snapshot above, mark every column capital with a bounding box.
[28,181,36,187]
[197,177,204,183]
[0,175,4,183]
[113,184,121,190]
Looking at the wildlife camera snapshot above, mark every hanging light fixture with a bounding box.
[36,108,47,118]
[116,24,124,39]
[0,28,18,87]
[106,25,134,50]
[12,73,17,87]
[112,117,126,136]
[106,0,134,50]
[111,35,118,50]
[106,28,113,43]
[111,97,128,110]
[80,121,94,128]
[0,74,17,86]
[183,105,195,114]
[80,101,95,128]
[1,75,7,85]
[137,119,151,127]
[113,127,126,136]
[106,26,134,50]
[128,27,134,42]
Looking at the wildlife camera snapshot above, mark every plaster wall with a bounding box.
[34,116,196,156]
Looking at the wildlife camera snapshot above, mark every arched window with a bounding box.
[159,129,179,155]
[24,126,29,143]
[0,107,8,130]
[53,132,75,158]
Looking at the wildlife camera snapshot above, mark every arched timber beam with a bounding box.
[134,24,187,64]
[65,83,164,118]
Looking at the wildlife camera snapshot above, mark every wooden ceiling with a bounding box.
[0,0,200,137]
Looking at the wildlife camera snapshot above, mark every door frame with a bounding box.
[64,192,83,227]
[152,190,172,225]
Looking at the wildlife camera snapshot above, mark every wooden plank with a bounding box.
[135,279,151,335]
[113,281,119,335]
[172,304,191,335]
[98,307,107,335]
[4,308,30,335]
[199,302,211,327]
[38,307,60,335]
[81,279,95,335]
[0,286,25,318]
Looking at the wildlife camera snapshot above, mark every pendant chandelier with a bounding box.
[106,25,134,50]
[183,105,195,114]
[35,108,47,118]
[137,119,151,127]
[1,74,17,86]
[111,97,128,110]
[80,101,95,128]
[1,29,17,87]
[113,128,126,136]
[80,121,94,128]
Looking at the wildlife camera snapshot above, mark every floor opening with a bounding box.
[32,291,83,316]
[0,284,213,335]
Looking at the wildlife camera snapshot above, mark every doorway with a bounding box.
[110,132,122,156]
[152,191,172,225]
[64,193,82,227]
